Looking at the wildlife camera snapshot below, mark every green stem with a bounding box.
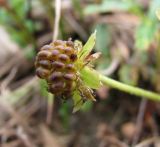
[99,74,160,101]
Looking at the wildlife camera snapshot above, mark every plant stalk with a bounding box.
[83,67,160,101]
[99,74,160,101]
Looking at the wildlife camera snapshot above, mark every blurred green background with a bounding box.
[0,0,160,146]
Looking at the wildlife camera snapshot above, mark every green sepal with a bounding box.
[80,66,101,89]
[79,30,96,60]
[72,90,84,113]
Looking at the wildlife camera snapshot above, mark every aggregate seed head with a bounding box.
[35,39,78,96]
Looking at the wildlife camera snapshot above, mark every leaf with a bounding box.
[135,19,158,50]
[9,0,29,20]
[79,30,96,61]
[72,90,84,113]
[25,20,35,33]
[0,11,31,46]
[135,0,160,50]
[95,24,110,56]
[84,0,132,15]
[80,66,101,89]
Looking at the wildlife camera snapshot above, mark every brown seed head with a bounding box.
[35,39,78,96]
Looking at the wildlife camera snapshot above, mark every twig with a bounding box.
[101,136,129,147]
[53,0,61,41]
[17,126,36,147]
[1,67,17,91]
[132,99,147,146]
[0,55,20,78]
[135,137,160,147]
[46,0,62,125]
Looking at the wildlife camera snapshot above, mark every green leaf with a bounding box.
[135,19,158,50]
[72,90,84,113]
[135,0,160,50]
[9,0,28,19]
[25,20,35,33]
[79,30,96,61]
[95,24,110,56]
[80,66,101,89]
[7,27,26,46]
[84,0,132,15]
